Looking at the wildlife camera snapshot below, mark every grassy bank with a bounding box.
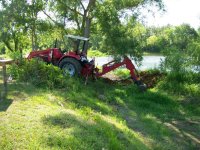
[0,67,200,149]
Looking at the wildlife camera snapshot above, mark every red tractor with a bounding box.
[28,35,146,91]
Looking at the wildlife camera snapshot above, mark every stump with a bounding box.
[0,59,13,101]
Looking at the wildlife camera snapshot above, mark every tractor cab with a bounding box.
[65,35,89,56]
[56,35,92,77]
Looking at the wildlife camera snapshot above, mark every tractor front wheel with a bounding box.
[59,58,82,77]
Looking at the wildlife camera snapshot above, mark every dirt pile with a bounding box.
[139,71,165,88]
[102,71,165,88]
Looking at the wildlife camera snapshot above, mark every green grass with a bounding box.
[143,52,163,56]
[158,72,200,98]
[0,68,200,149]
[0,54,10,59]
[113,68,130,79]
[88,49,108,57]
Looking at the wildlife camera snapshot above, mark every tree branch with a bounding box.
[57,0,84,17]
[80,1,85,11]
[86,0,96,12]
[2,39,13,52]
[74,15,81,31]
[42,10,62,26]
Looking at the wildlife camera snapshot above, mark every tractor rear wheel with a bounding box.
[59,57,82,77]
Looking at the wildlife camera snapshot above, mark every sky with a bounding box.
[142,0,200,29]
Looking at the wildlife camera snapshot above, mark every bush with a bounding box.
[87,49,108,57]
[0,43,6,54]
[113,68,130,79]
[161,47,191,74]
[160,24,199,74]
[7,50,23,60]
[9,59,69,89]
[158,72,200,97]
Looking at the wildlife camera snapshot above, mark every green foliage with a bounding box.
[9,59,68,89]
[0,0,164,61]
[140,24,200,97]
[0,0,30,52]
[158,71,200,97]
[0,42,6,54]
[87,49,108,57]
[187,38,200,67]
[158,24,200,96]
[95,4,147,61]
[6,50,22,60]
[172,24,198,50]
[37,27,65,50]
[161,47,189,73]
[113,68,130,79]
[144,35,164,53]
[160,24,199,74]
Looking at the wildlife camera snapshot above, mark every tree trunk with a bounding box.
[31,2,37,51]
[2,65,7,100]
[83,17,91,53]
[3,40,13,52]
[31,27,34,51]
[20,48,23,60]
[31,23,37,51]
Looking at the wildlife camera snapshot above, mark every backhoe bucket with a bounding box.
[135,80,147,92]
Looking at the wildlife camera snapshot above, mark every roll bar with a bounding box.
[66,35,89,41]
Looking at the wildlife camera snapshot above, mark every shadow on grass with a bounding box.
[42,112,149,150]
[52,79,200,149]
[0,68,13,111]
[113,89,200,149]
[8,81,47,99]
[53,79,120,115]
[0,99,13,111]
[3,77,200,149]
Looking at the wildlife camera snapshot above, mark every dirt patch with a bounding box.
[140,71,165,88]
[101,71,165,88]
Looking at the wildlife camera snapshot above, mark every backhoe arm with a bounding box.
[96,56,146,91]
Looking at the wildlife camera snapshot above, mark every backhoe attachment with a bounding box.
[95,56,147,91]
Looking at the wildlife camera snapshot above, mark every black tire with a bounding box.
[59,57,82,77]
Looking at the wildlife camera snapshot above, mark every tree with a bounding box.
[0,0,31,60]
[0,0,46,54]
[45,0,97,52]
[172,24,198,51]
[187,37,200,70]
[26,0,45,50]
[0,0,164,60]
[161,24,199,73]
[45,0,164,56]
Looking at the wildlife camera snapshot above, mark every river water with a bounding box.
[93,55,165,71]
